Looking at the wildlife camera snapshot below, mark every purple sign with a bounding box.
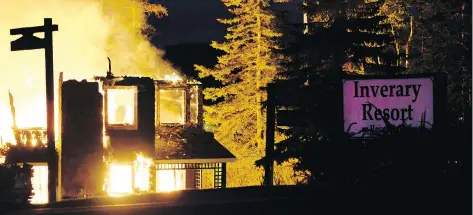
[343,77,433,137]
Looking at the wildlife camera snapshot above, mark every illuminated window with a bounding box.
[31,164,48,204]
[159,89,185,124]
[107,163,133,196]
[156,170,186,192]
[106,86,138,130]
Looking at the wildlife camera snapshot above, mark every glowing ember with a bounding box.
[107,163,133,196]
[31,164,48,204]
[156,169,186,192]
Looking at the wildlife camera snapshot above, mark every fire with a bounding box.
[106,153,152,197]
[106,154,190,196]
[156,170,186,192]
[0,102,15,146]
[133,153,152,191]
[0,0,179,146]
[164,73,183,83]
[31,164,48,204]
[107,88,136,126]
[106,163,133,197]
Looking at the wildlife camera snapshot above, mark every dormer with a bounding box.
[155,80,202,128]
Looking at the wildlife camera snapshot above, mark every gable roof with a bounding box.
[155,126,236,163]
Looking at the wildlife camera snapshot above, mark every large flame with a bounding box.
[106,154,189,196]
[31,164,49,204]
[0,0,179,147]
[133,153,153,191]
[106,153,153,196]
[106,163,133,197]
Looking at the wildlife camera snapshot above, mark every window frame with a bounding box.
[155,82,202,127]
[104,85,139,130]
[157,87,187,125]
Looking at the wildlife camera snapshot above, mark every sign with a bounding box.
[272,87,312,106]
[10,20,58,51]
[277,109,307,126]
[343,77,434,137]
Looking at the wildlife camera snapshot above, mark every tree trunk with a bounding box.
[256,0,263,150]
[405,15,414,68]
[391,26,400,66]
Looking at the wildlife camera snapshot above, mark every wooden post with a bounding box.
[221,163,227,188]
[264,83,275,186]
[44,18,57,203]
[10,18,59,203]
[57,72,63,201]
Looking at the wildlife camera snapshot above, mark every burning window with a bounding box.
[107,163,133,196]
[156,169,186,192]
[106,86,138,129]
[159,89,185,124]
[106,154,152,197]
[31,164,48,204]
[133,154,152,192]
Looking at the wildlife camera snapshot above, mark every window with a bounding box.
[159,89,185,124]
[156,169,186,192]
[31,164,48,204]
[107,163,133,196]
[106,86,138,130]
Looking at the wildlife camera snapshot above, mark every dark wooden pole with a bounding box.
[44,18,57,203]
[221,163,227,188]
[264,83,275,186]
[10,18,59,203]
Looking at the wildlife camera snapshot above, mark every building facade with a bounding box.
[4,72,236,203]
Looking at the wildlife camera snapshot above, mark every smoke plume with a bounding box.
[0,0,177,135]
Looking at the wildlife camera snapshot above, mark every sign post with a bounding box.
[264,82,312,186]
[10,18,59,203]
[264,84,275,186]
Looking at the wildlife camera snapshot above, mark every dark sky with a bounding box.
[151,0,302,47]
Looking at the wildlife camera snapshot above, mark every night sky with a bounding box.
[150,0,303,47]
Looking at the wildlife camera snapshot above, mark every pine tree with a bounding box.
[413,0,471,123]
[344,0,403,75]
[258,15,353,184]
[195,0,282,186]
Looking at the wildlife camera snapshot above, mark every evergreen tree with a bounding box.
[379,0,412,68]
[257,0,405,184]
[412,0,471,123]
[254,2,353,183]
[194,0,282,186]
[344,0,403,74]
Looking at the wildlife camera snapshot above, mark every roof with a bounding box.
[154,126,236,163]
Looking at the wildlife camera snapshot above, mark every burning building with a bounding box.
[3,68,236,203]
